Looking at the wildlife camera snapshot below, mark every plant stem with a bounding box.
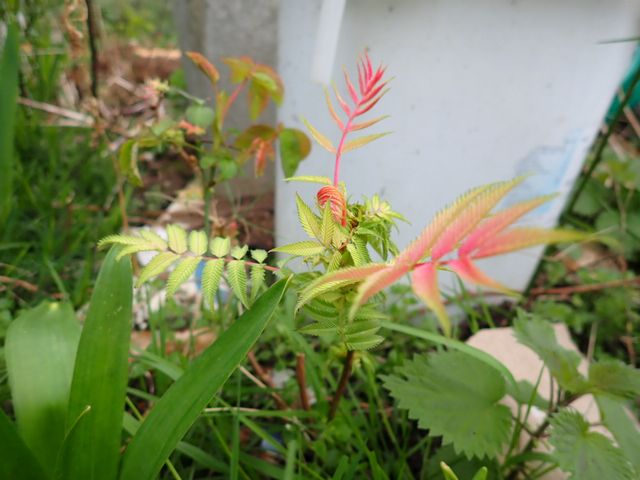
[84,0,99,97]
[328,350,355,420]
[563,64,640,218]
[333,117,353,185]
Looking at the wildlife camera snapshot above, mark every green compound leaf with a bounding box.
[549,409,635,480]
[98,234,151,249]
[272,241,325,257]
[345,333,383,351]
[382,351,512,459]
[136,252,179,287]
[250,264,266,303]
[138,230,168,250]
[166,257,201,296]
[201,259,225,309]
[251,249,268,263]
[296,194,322,240]
[188,230,208,256]
[231,245,249,260]
[210,236,231,257]
[587,360,640,399]
[513,312,587,392]
[227,260,249,307]
[167,224,188,254]
[320,203,335,246]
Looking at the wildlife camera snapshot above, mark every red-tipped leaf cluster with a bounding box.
[298,178,584,336]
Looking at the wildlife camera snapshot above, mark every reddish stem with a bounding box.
[333,117,353,185]
[222,79,248,121]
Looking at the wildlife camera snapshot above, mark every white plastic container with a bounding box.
[276,0,640,290]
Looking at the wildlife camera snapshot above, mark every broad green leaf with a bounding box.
[59,247,133,480]
[295,194,322,239]
[279,128,311,177]
[513,312,587,392]
[188,230,208,256]
[595,395,640,475]
[201,259,225,309]
[136,251,179,287]
[118,140,142,187]
[210,236,231,257]
[342,132,390,154]
[227,260,249,307]
[0,410,48,480]
[302,118,335,153]
[382,351,512,459]
[119,279,290,480]
[272,241,325,257]
[0,22,19,223]
[186,104,215,129]
[5,302,80,470]
[549,409,635,480]
[167,224,188,253]
[587,360,640,399]
[167,257,201,295]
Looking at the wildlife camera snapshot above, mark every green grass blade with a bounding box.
[0,21,19,223]
[0,409,49,480]
[119,278,290,480]
[5,301,81,470]
[58,247,133,480]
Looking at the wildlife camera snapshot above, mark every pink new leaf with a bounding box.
[459,194,556,256]
[344,70,359,105]
[324,88,344,130]
[448,256,513,294]
[296,263,389,311]
[356,88,390,116]
[473,228,584,259]
[349,263,409,318]
[395,184,495,267]
[430,177,524,261]
[411,263,450,337]
[332,83,351,116]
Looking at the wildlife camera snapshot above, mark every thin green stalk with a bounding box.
[563,63,640,218]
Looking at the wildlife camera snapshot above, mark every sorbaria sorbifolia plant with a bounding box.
[102,52,581,341]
